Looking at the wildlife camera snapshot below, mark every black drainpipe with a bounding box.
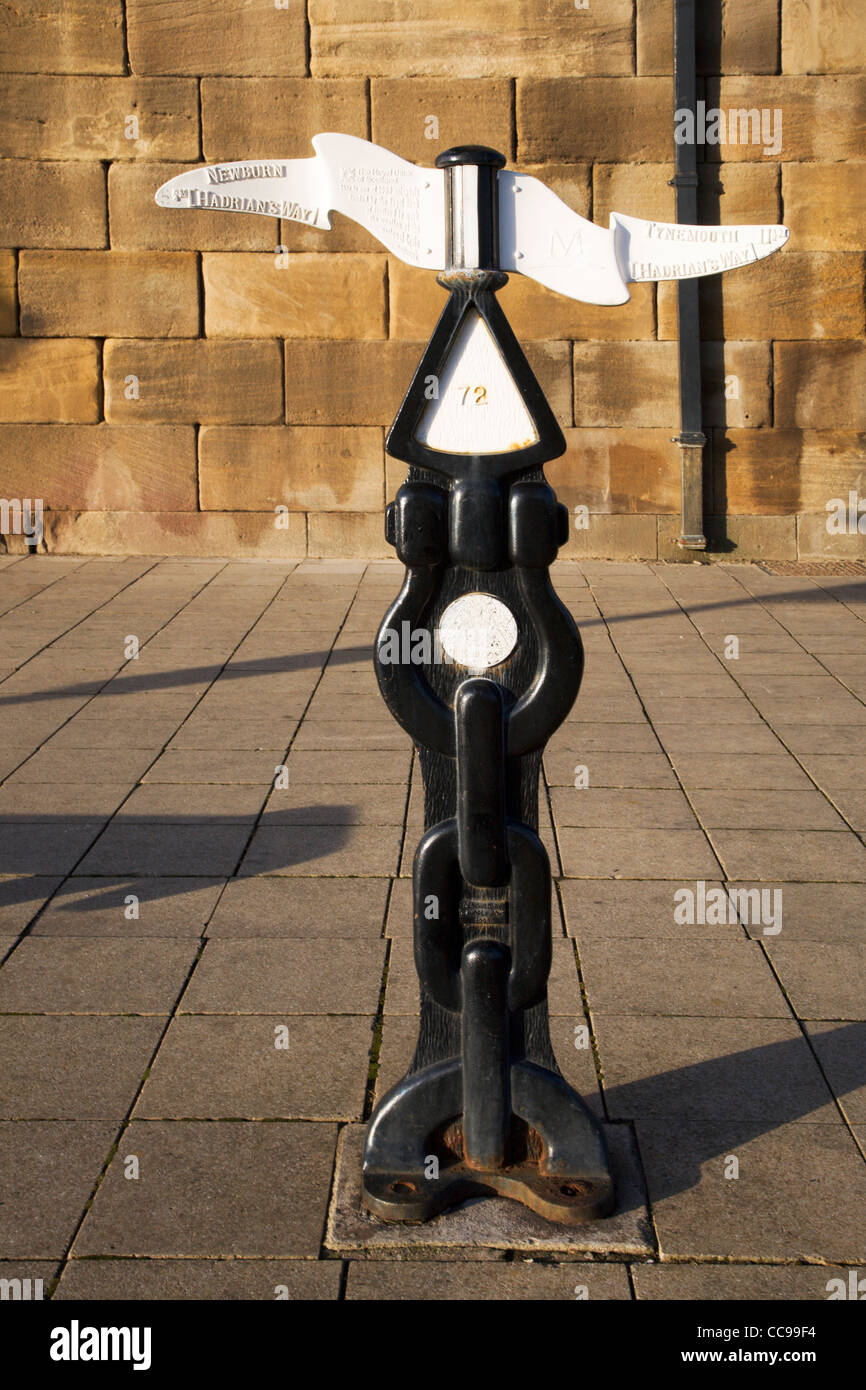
[670,0,707,550]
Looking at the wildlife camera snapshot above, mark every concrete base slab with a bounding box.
[326,1122,653,1259]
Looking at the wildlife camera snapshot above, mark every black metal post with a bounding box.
[671,0,707,550]
[362,146,614,1225]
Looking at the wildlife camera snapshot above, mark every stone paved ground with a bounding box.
[0,554,864,1301]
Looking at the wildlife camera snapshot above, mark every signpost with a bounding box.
[158,136,788,1225]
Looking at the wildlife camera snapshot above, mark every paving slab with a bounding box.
[0,1261,59,1297]
[735,674,847,701]
[546,1018,604,1114]
[0,1016,164,1119]
[547,724,662,754]
[31,877,224,938]
[384,877,413,938]
[561,700,647,723]
[631,1262,861,1300]
[240,824,402,877]
[0,876,62,935]
[635,1118,866,1263]
[708,829,866,882]
[75,823,252,877]
[5,748,158,784]
[0,749,38,780]
[295,724,410,751]
[631,675,744,699]
[669,753,813,790]
[0,785,131,821]
[88,696,202,724]
[804,1022,866,1123]
[688,788,848,831]
[179,938,386,1014]
[699,635,803,655]
[0,692,96,723]
[75,1120,338,1257]
[346,1259,631,1298]
[777,724,866,755]
[734,881,866,943]
[544,752,677,791]
[824,788,866,831]
[0,1121,116,1258]
[168,718,300,750]
[371,1013,418,1105]
[143,749,285,784]
[44,719,181,751]
[594,1016,839,1124]
[136,1014,374,1120]
[557,828,721,880]
[313,683,383,704]
[284,750,412,785]
[54,1258,342,1300]
[546,938,587,1014]
[177,701,298,727]
[764,942,866,1021]
[383,937,421,1016]
[653,724,783,756]
[114,785,267,822]
[579,940,789,1018]
[0,939,199,1013]
[406,779,424,828]
[799,754,866,793]
[753,701,866,730]
[549,788,698,830]
[722,653,824,675]
[797,637,866,657]
[641,697,764,726]
[621,653,727,675]
[0,823,106,875]
[304,698,396,722]
[772,692,866,722]
[206,876,389,938]
[559,879,738,940]
[611,634,699,653]
[262,784,408,825]
[327,1122,653,1259]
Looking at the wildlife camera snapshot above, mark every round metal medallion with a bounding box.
[438,593,518,669]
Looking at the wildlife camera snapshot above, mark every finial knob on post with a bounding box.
[435,146,506,272]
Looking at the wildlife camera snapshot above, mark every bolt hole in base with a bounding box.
[388,1180,416,1195]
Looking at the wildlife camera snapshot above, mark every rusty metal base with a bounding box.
[363,1158,614,1226]
[361,1056,615,1226]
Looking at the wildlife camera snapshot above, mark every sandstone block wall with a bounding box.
[0,1,863,559]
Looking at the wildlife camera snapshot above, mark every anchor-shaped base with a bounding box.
[362,1056,614,1226]
[363,938,614,1226]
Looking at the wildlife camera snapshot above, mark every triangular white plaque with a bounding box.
[415,310,538,455]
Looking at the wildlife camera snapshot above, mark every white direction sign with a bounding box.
[156,133,447,269]
[156,133,789,306]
